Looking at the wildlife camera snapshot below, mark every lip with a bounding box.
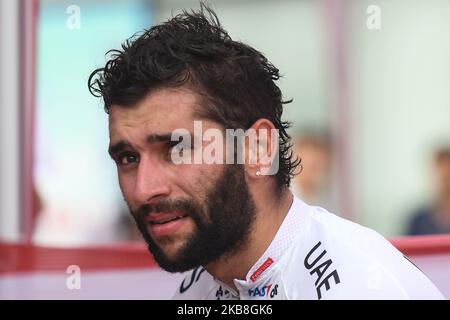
[145,211,185,223]
[145,211,189,237]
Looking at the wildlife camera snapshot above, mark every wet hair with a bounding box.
[88,3,300,188]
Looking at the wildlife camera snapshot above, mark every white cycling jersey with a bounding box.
[173,196,444,300]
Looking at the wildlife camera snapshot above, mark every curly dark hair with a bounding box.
[88,3,300,189]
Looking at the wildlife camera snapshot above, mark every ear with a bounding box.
[244,119,279,179]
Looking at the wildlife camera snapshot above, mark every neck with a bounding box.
[204,188,293,291]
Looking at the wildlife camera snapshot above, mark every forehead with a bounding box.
[108,87,202,140]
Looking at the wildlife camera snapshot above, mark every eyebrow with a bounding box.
[108,141,130,159]
[108,133,183,159]
[147,133,173,143]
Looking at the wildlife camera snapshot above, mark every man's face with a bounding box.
[108,87,256,272]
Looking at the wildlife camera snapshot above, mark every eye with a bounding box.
[117,153,139,166]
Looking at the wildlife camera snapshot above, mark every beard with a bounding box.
[128,164,256,273]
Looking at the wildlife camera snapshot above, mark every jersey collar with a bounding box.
[233,195,309,289]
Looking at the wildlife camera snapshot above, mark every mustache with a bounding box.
[135,199,200,222]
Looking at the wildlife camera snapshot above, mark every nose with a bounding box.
[133,155,171,205]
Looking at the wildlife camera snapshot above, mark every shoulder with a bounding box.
[172,266,217,300]
[282,205,443,299]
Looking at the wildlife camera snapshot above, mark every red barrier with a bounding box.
[390,234,450,256]
[2,234,450,275]
[0,242,157,275]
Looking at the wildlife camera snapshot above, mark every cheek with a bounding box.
[118,172,136,204]
[174,163,222,195]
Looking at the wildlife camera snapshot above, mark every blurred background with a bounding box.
[0,0,450,246]
[1,0,450,299]
[1,0,450,246]
[10,0,450,245]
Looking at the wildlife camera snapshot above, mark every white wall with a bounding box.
[0,0,20,242]
[350,0,450,236]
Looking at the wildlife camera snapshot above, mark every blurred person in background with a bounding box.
[291,131,332,207]
[407,148,450,235]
